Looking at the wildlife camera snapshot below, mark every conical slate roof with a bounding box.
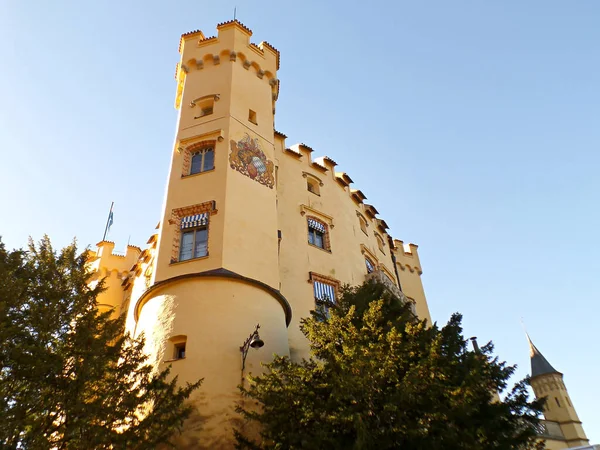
[526,334,561,378]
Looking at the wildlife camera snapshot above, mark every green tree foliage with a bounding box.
[236,281,544,450]
[0,236,202,449]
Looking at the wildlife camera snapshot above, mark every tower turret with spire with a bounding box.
[527,335,589,448]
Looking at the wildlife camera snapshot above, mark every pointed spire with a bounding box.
[526,333,561,378]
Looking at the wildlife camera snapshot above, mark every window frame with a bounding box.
[310,272,340,319]
[179,225,208,261]
[189,147,215,175]
[165,335,187,363]
[308,227,325,249]
[174,342,186,360]
[365,257,375,274]
[307,217,330,252]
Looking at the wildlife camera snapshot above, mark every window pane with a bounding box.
[190,153,203,174]
[203,148,214,171]
[180,231,194,261]
[315,231,324,249]
[308,229,315,245]
[194,228,208,257]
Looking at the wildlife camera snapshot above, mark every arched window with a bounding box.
[365,257,375,274]
[190,148,214,175]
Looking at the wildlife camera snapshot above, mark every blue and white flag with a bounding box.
[103,202,115,241]
[107,208,114,234]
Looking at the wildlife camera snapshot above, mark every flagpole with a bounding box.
[102,202,114,241]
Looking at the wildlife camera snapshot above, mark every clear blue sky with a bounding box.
[1,0,598,441]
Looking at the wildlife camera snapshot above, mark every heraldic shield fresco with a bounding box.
[229,133,275,188]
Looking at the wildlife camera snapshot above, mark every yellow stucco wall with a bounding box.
[87,241,140,319]
[273,136,430,359]
[133,276,288,449]
[89,20,435,448]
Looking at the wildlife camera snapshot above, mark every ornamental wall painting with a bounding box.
[229,133,275,188]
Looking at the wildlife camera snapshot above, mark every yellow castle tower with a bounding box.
[91,20,433,448]
[133,21,289,449]
[527,336,590,449]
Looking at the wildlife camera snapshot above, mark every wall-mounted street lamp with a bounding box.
[240,324,264,374]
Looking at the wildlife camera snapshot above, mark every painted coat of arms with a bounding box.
[229,133,275,188]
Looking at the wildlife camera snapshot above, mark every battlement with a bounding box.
[175,20,280,111]
[178,20,279,73]
[283,139,403,242]
[393,240,422,274]
[88,241,141,278]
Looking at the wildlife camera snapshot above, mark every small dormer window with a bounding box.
[307,178,320,196]
[193,97,215,119]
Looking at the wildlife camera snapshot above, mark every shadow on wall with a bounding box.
[160,390,247,450]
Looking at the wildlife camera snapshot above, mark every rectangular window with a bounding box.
[179,227,208,261]
[307,218,328,250]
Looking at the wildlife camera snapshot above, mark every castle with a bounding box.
[86,21,590,449]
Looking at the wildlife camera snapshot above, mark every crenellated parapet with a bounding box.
[87,241,141,318]
[280,137,397,244]
[175,20,279,111]
[392,240,422,275]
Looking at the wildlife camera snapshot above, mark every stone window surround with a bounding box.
[302,172,324,196]
[308,272,340,298]
[164,335,187,363]
[375,232,386,254]
[168,201,217,264]
[306,216,331,252]
[181,140,217,177]
[356,211,369,235]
